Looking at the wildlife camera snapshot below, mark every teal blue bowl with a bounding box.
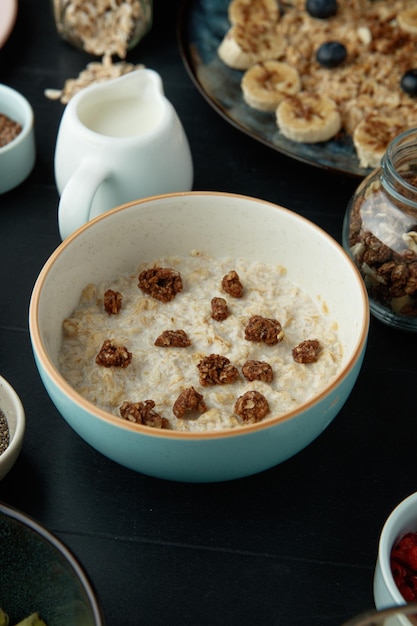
[0,503,104,626]
[29,192,369,483]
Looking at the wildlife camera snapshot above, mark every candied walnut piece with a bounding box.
[292,339,321,364]
[154,329,192,348]
[244,315,284,345]
[234,390,270,423]
[95,339,132,368]
[211,297,230,321]
[138,266,183,303]
[242,359,273,383]
[222,270,243,298]
[104,289,122,315]
[173,387,207,419]
[197,354,239,386]
[119,400,170,429]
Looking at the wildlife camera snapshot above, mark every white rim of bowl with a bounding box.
[342,602,417,626]
[0,83,34,152]
[0,502,105,625]
[0,375,25,464]
[378,491,417,604]
[29,191,370,441]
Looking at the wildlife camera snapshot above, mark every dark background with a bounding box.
[0,1,415,624]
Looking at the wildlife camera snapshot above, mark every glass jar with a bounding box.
[343,127,417,331]
[51,0,153,58]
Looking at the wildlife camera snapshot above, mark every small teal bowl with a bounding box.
[0,503,104,625]
[0,83,36,194]
[29,192,369,483]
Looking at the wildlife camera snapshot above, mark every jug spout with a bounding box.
[70,68,169,140]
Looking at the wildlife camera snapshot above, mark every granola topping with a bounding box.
[104,289,122,315]
[222,270,244,298]
[234,390,270,423]
[242,359,273,382]
[346,153,417,320]
[95,339,132,368]
[154,329,192,348]
[59,252,343,432]
[173,387,207,419]
[292,339,321,363]
[138,266,183,303]
[221,0,417,166]
[211,297,230,321]
[244,315,284,345]
[119,400,170,429]
[197,354,240,386]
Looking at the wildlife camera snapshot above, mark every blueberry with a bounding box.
[401,69,417,96]
[316,41,347,68]
[306,0,337,19]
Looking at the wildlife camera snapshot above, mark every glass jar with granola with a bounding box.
[51,0,152,58]
[343,127,417,331]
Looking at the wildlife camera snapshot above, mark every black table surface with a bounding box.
[1,2,416,625]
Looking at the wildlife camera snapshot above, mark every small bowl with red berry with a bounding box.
[374,492,417,610]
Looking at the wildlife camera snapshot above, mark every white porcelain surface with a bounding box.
[343,603,417,626]
[374,492,417,610]
[0,375,25,480]
[29,192,369,482]
[0,83,36,194]
[0,0,17,48]
[55,68,193,240]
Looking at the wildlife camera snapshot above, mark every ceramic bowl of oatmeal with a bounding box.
[29,191,369,482]
[0,83,36,194]
[0,375,25,481]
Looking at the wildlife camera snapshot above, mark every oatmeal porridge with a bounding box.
[59,251,343,432]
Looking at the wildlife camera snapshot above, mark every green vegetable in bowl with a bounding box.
[0,610,47,626]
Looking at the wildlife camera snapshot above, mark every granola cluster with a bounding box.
[347,174,417,317]
[138,266,183,303]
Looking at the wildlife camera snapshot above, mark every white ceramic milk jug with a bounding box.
[55,68,193,240]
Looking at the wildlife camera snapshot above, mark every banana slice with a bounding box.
[218,24,286,70]
[228,0,280,28]
[397,7,417,35]
[353,115,405,169]
[276,92,341,143]
[242,60,301,111]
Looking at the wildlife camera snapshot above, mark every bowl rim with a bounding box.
[341,601,417,626]
[0,83,35,153]
[0,501,105,625]
[29,190,370,441]
[378,491,417,604]
[0,374,25,466]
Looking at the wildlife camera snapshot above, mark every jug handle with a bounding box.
[58,158,110,240]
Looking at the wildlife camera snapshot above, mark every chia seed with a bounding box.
[0,113,22,147]
[0,408,10,455]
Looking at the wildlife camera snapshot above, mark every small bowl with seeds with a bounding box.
[0,83,36,194]
[0,375,25,480]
